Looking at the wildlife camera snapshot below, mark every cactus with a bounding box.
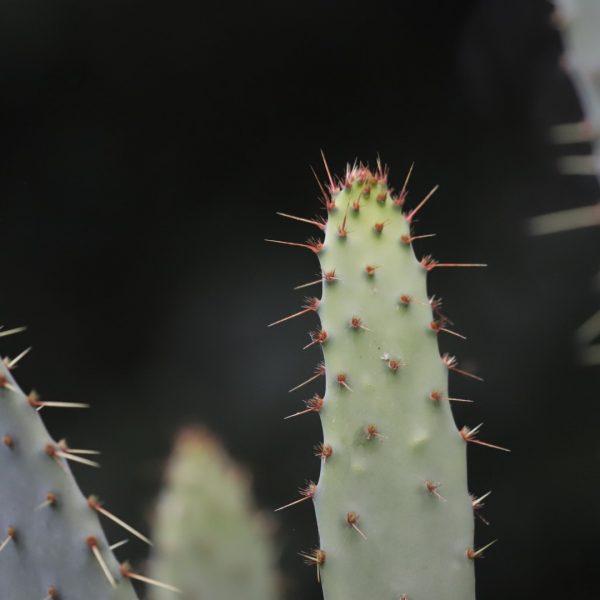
[530,0,600,364]
[149,427,280,600]
[0,329,176,599]
[270,159,506,600]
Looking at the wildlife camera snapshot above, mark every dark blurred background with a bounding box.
[0,0,598,597]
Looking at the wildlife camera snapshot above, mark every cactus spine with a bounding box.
[150,428,279,600]
[272,160,503,599]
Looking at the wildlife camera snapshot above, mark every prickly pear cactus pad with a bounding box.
[270,159,505,600]
[0,351,139,599]
[149,428,279,600]
[0,330,175,599]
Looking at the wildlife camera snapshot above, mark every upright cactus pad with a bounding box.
[271,160,503,600]
[0,331,169,599]
[149,428,279,600]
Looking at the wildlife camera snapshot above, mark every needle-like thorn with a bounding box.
[405,185,439,223]
[88,496,152,546]
[120,563,183,593]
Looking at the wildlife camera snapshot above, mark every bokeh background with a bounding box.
[0,0,598,597]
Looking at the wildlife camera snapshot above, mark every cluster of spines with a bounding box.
[0,327,180,598]
[268,154,509,596]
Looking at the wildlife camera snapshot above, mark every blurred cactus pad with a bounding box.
[149,427,280,600]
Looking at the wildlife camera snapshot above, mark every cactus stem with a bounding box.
[442,354,484,382]
[400,233,437,245]
[466,539,497,560]
[4,346,32,369]
[86,537,117,588]
[88,497,152,546]
[28,392,90,410]
[120,564,183,594]
[276,212,327,231]
[345,512,367,540]
[35,492,58,511]
[299,548,326,582]
[288,362,325,392]
[425,480,447,502]
[0,326,27,338]
[0,527,16,552]
[294,269,338,290]
[405,185,439,223]
[264,238,323,253]
[303,329,328,350]
[274,481,317,512]
[460,425,510,452]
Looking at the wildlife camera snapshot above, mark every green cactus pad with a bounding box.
[149,428,279,600]
[276,161,490,600]
[0,356,138,600]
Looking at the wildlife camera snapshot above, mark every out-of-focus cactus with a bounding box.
[269,159,506,600]
[0,330,145,600]
[531,0,600,364]
[149,427,280,600]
